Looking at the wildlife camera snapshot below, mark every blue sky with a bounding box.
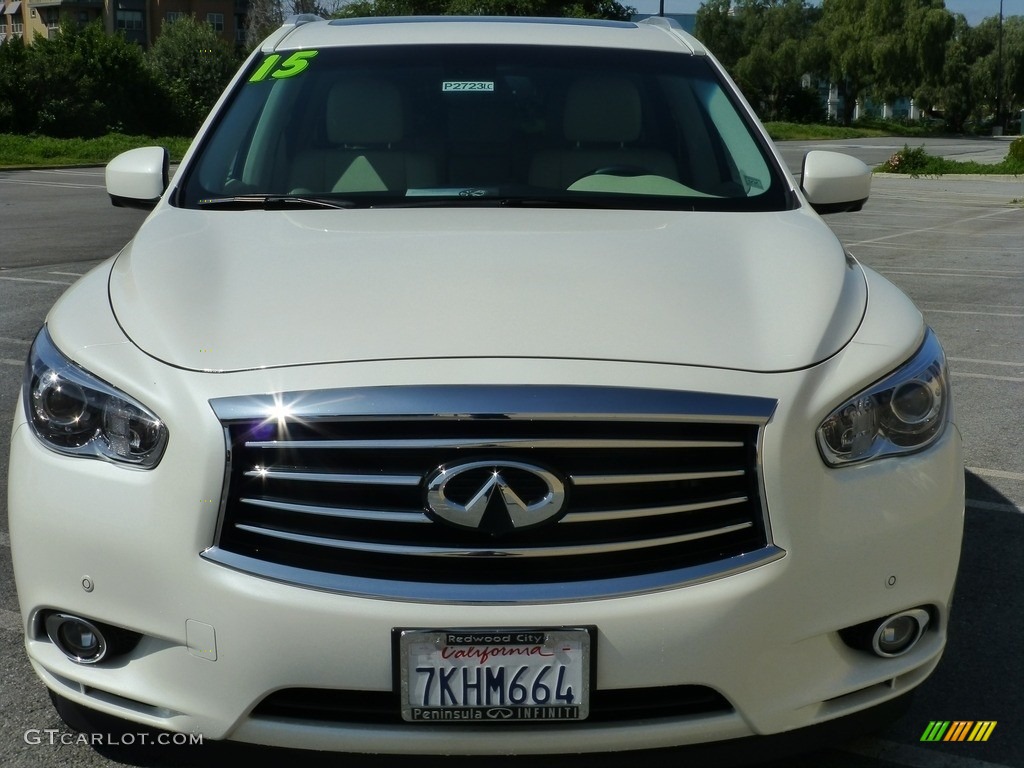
[636,1,1024,26]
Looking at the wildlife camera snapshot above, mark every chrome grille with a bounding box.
[205,386,781,602]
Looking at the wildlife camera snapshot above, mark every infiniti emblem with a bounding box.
[425,460,566,534]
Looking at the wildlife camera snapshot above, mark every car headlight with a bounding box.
[23,328,168,468]
[817,329,949,466]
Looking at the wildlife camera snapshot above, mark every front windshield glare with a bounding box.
[181,44,786,211]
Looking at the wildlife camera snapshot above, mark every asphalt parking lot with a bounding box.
[0,149,1021,767]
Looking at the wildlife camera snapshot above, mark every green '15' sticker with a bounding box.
[249,50,318,83]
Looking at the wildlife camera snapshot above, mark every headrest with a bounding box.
[326,79,402,145]
[563,76,642,144]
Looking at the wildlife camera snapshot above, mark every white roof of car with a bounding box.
[265,15,705,56]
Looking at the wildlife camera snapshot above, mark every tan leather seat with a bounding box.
[528,76,677,189]
[289,78,437,194]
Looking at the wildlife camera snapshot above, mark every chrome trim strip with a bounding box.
[210,385,778,424]
[243,468,421,486]
[240,497,431,524]
[569,469,746,486]
[241,489,753,528]
[200,545,787,604]
[212,427,236,545]
[244,437,744,450]
[561,495,748,523]
[753,393,774,549]
[239,492,748,525]
[233,521,753,558]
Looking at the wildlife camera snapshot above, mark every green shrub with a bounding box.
[25,20,169,138]
[878,145,932,174]
[1007,136,1024,165]
[0,39,33,133]
[147,17,241,135]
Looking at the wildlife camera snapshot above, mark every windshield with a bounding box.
[178,44,790,211]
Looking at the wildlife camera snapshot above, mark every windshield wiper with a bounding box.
[197,195,353,210]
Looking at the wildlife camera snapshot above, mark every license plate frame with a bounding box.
[396,627,594,724]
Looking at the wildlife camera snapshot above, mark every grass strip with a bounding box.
[0,133,193,168]
[765,122,888,141]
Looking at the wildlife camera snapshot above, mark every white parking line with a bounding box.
[856,243,1022,253]
[954,372,1024,384]
[848,208,1013,246]
[880,270,1024,282]
[30,169,103,177]
[948,357,1024,367]
[0,276,74,286]
[0,177,103,190]
[967,466,1024,483]
[969,499,1021,514]
[1,358,24,366]
[930,265,1024,275]
[843,737,1016,768]
[929,309,1024,318]
[878,267,1024,276]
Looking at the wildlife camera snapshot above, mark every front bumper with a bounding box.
[9,356,964,754]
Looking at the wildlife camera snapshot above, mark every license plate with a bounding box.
[398,628,592,723]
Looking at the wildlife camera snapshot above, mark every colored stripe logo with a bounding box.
[921,721,997,742]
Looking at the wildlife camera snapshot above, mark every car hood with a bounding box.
[108,206,866,374]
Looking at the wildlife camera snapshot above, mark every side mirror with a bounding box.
[106,147,169,210]
[801,150,871,215]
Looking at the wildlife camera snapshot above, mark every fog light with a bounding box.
[872,609,930,657]
[42,613,141,665]
[45,614,107,663]
[839,607,933,658]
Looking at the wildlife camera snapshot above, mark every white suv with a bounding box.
[9,15,963,759]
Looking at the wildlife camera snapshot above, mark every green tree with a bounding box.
[695,0,744,71]
[964,14,1024,130]
[148,16,240,134]
[737,0,822,121]
[995,16,1024,129]
[0,39,33,133]
[24,19,161,137]
[696,1,821,122]
[872,0,953,103]
[246,0,285,51]
[814,0,953,124]
[935,13,978,132]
